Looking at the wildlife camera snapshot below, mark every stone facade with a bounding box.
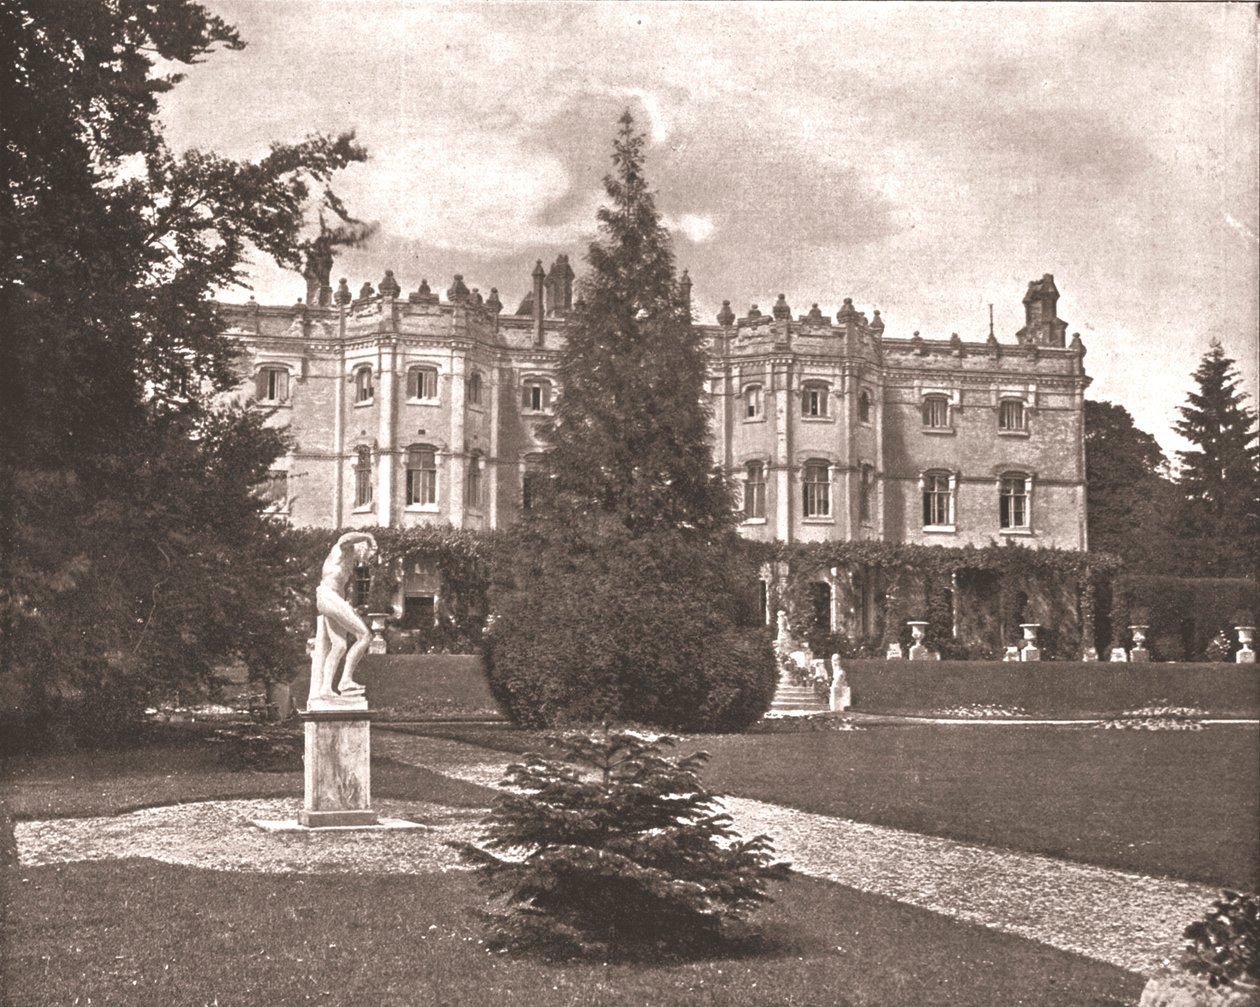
[223,262,1090,555]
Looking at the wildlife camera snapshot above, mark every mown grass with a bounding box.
[0,727,497,820]
[397,722,1260,892]
[0,860,1141,1007]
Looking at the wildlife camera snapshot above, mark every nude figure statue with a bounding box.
[308,532,378,704]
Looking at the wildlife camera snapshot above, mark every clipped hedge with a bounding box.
[840,659,1260,718]
[485,525,777,733]
[1108,576,1258,661]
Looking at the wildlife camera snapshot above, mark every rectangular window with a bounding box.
[353,566,371,609]
[354,459,372,509]
[522,380,550,412]
[406,447,437,506]
[355,367,374,403]
[923,472,952,527]
[467,459,482,508]
[744,461,766,519]
[745,385,762,419]
[409,366,438,401]
[801,385,828,417]
[922,395,950,429]
[1000,475,1029,529]
[999,399,1026,431]
[803,462,830,517]
[859,463,873,522]
[466,372,482,406]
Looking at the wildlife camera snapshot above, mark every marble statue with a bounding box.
[308,532,378,704]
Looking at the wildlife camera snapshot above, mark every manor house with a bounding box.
[221,260,1091,632]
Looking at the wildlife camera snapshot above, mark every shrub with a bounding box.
[485,525,776,732]
[455,729,787,959]
[1181,890,1260,989]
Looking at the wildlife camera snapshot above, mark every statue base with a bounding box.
[1021,646,1041,662]
[1129,647,1150,663]
[298,705,376,828]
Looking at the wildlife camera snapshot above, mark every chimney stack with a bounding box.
[532,259,545,346]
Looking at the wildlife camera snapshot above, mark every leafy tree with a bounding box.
[0,1,368,743]
[1084,400,1180,573]
[1174,341,1260,578]
[543,110,732,534]
[485,113,775,730]
[457,729,786,959]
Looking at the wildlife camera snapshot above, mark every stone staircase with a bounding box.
[769,677,830,715]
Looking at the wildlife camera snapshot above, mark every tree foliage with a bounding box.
[0,1,368,743]
[457,729,786,959]
[1085,400,1181,573]
[542,111,732,534]
[1174,342,1260,578]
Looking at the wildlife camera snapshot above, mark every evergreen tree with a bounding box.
[544,111,732,534]
[484,113,775,731]
[458,729,785,959]
[1174,341,1260,577]
[0,1,369,742]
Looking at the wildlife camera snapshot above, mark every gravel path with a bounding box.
[15,727,1222,976]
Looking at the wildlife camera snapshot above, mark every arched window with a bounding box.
[998,399,1026,432]
[858,388,872,424]
[922,394,950,429]
[800,382,829,418]
[743,460,766,519]
[466,371,483,406]
[466,452,483,509]
[353,446,373,509]
[354,365,374,404]
[254,365,289,403]
[405,445,437,507]
[803,460,830,517]
[922,470,955,528]
[407,365,439,402]
[1000,473,1030,529]
[522,377,552,412]
[744,384,763,420]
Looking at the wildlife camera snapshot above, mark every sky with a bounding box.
[159,1,1259,460]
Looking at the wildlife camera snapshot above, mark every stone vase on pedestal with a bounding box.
[1019,623,1041,662]
[367,613,390,655]
[1129,625,1150,663]
[1237,626,1256,664]
[907,621,930,661]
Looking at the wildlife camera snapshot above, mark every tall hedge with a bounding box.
[1110,575,1257,661]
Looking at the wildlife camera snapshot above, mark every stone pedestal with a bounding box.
[1129,647,1150,663]
[908,644,931,661]
[1021,646,1041,662]
[885,642,903,660]
[299,704,377,827]
[1109,647,1128,662]
[1002,645,1020,662]
[1082,647,1098,662]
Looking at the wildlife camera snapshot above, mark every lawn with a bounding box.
[0,727,1150,1005]
[396,722,1260,892]
[0,860,1140,1006]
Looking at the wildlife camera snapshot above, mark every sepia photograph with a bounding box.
[2,2,1257,1004]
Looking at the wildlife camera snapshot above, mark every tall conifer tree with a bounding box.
[1173,341,1259,577]
[544,111,732,535]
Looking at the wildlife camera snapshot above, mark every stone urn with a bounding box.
[1019,623,1041,662]
[1129,624,1150,663]
[907,621,930,661]
[367,613,390,655]
[1237,625,1256,664]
